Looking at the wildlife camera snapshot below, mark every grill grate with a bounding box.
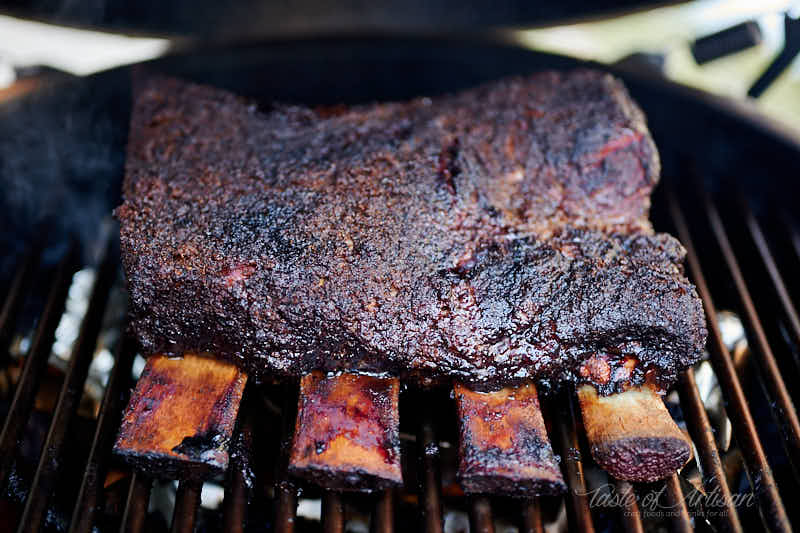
[669,191,789,532]
[1,175,800,533]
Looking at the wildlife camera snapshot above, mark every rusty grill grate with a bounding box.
[1,169,800,533]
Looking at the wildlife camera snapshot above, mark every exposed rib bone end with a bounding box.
[578,384,691,482]
[455,383,566,497]
[288,372,402,491]
[114,353,247,480]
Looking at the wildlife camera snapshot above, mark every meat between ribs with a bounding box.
[117,70,706,394]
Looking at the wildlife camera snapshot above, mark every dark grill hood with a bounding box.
[0,0,685,37]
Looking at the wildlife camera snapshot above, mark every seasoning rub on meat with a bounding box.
[118,70,706,394]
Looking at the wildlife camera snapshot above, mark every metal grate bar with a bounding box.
[669,193,791,532]
[677,368,742,532]
[551,394,595,533]
[616,481,644,533]
[468,495,495,533]
[519,499,543,533]
[274,487,297,533]
[370,489,394,533]
[222,408,252,533]
[418,417,444,533]
[274,386,298,533]
[15,242,118,533]
[119,473,152,533]
[0,239,43,367]
[704,196,800,476]
[171,480,202,533]
[664,474,693,533]
[745,206,800,370]
[322,491,344,533]
[68,336,137,533]
[222,468,247,533]
[0,244,77,485]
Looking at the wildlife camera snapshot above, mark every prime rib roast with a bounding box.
[117,70,706,395]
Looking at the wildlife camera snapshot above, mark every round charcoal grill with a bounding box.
[1,36,799,533]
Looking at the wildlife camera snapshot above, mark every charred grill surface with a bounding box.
[118,71,706,392]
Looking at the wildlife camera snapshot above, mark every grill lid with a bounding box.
[0,0,684,37]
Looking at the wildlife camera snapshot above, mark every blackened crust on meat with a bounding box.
[117,71,706,394]
[591,436,692,483]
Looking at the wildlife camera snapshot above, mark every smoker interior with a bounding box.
[1,37,800,532]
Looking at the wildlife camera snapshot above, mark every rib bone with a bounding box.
[288,372,402,491]
[577,384,691,482]
[454,383,566,496]
[114,353,247,480]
